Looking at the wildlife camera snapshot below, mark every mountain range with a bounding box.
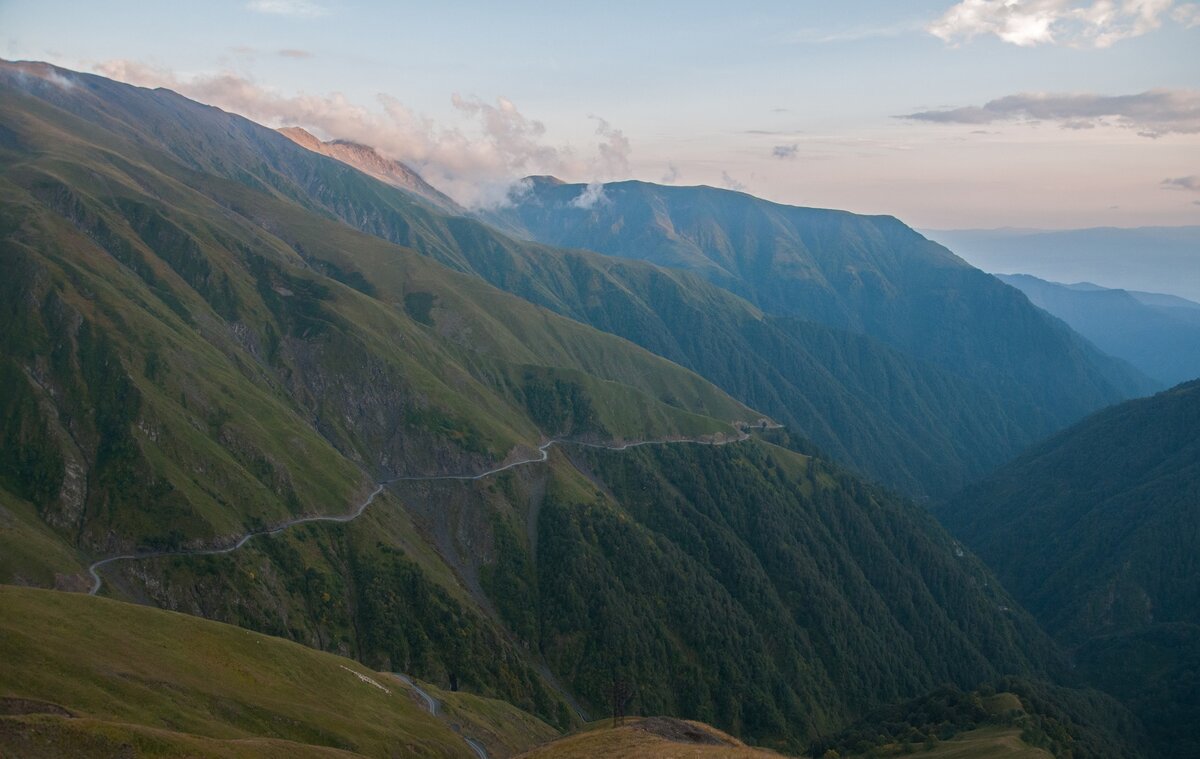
[925,226,1200,304]
[997,274,1200,388]
[487,180,1152,494]
[0,59,1184,758]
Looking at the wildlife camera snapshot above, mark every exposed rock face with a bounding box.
[278,126,465,216]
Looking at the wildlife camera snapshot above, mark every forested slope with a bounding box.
[941,380,1200,755]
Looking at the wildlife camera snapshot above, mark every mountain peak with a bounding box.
[523,174,567,186]
[276,125,321,151]
[276,126,464,216]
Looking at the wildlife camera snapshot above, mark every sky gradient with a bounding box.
[2,0,1198,228]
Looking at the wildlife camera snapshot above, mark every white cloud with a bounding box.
[590,116,631,179]
[246,0,329,18]
[91,60,634,208]
[1173,1,1200,25]
[661,163,680,183]
[928,0,1176,47]
[901,89,1200,135]
[568,182,609,209]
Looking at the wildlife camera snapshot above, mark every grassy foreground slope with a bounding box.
[0,585,515,758]
[515,718,784,758]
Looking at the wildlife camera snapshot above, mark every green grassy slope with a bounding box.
[0,585,501,758]
[415,679,561,758]
[514,717,784,758]
[939,380,1200,756]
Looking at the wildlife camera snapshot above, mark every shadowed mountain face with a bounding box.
[940,380,1200,755]
[998,274,1200,388]
[489,178,1152,437]
[0,60,1071,751]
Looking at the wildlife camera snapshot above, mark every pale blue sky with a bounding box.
[3,0,1198,227]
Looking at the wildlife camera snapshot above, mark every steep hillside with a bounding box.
[492,179,1150,430]
[998,274,1200,387]
[0,60,749,565]
[0,585,512,758]
[940,381,1200,755]
[109,433,1061,751]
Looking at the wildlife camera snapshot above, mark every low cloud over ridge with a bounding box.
[93,59,630,207]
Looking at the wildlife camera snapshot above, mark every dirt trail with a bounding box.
[88,429,758,595]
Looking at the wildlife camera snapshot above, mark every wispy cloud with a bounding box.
[93,59,631,207]
[900,89,1200,136]
[278,48,314,59]
[928,0,1178,48]
[568,182,608,209]
[246,0,329,17]
[720,170,747,191]
[4,61,77,91]
[590,116,631,179]
[661,162,680,184]
[1175,2,1200,26]
[1162,175,1200,190]
[772,144,799,159]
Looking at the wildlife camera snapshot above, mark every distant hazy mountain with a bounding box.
[998,274,1200,388]
[924,226,1200,303]
[941,380,1200,755]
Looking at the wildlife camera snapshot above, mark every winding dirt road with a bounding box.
[392,673,489,758]
[87,429,758,595]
